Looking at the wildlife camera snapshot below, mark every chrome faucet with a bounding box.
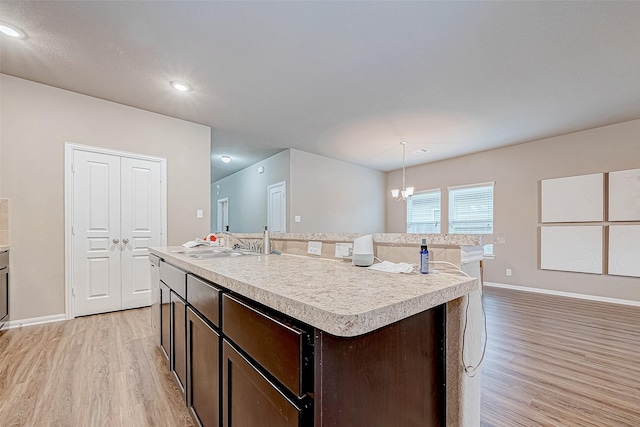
[216,231,250,251]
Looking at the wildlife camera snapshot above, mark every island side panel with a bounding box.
[314,304,446,427]
[445,296,464,426]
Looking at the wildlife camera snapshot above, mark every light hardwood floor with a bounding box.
[2,288,639,426]
[481,286,640,426]
[0,308,194,427]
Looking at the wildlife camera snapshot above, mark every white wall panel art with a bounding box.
[541,173,604,222]
[608,225,640,278]
[609,168,640,221]
[541,226,603,274]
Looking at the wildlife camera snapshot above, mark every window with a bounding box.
[407,189,441,234]
[448,183,494,234]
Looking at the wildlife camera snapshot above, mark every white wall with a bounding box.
[386,118,640,302]
[211,150,290,232]
[0,75,211,321]
[290,149,385,233]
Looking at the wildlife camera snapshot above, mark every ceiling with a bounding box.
[1,1,639,182]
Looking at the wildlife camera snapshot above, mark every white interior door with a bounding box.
[120,157,161,309]
[268,181,286,233]
[69,145,164,318]
[73,150,122,316]
[217,198,229,231]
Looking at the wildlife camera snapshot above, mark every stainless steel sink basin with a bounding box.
[184,248,260,259]
[184,248,230,254]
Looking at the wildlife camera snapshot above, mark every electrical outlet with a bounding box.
[506,268,512,277]
[307,241,322,256]
[295,215,301,223]
[335,243,353,259]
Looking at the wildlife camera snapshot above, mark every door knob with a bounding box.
[113,238,120,244]
[123,238,129,244]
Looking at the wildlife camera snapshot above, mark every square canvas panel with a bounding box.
[540,226,603,274]
[608,168,640,221]
[541,173,604,223]
[608,225,640,278]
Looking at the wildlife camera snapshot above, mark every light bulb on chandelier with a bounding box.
[390,141,414,202]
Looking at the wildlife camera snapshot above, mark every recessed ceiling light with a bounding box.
[221,156,231,163]
[170,81,192,92]
[0,22,26,39]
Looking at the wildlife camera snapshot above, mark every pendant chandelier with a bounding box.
[390,141,414,201]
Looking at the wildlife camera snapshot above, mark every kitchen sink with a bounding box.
[184,248,260,259]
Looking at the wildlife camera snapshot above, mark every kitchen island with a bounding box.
[150,246,478,427]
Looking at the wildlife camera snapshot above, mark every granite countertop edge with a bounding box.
[217,232,504,246]
[150,246,478,337]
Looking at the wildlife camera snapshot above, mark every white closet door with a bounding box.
[73,150,122,316]
[268,181,286,233]
[120,157,162,309]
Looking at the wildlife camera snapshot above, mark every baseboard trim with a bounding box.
[3,313,66,330]
[484,282,640,307]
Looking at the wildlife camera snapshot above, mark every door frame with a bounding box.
[267,181,287,233]
[64,143,167,320]
[217,197,229,231]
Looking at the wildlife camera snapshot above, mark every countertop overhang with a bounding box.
[150,246,478,337]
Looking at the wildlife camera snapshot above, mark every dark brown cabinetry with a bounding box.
[222,294,313,397]
[185,274,223,426]
[154,258,445,427]
[159,260,188,399]
[222,294,313,426]
[160,282,171,361]
[186,306,220,427]
[314,305,445,426]
[171,291,187,395]
[222,339,310,427]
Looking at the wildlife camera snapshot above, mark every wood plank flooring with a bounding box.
[0,308,194,427]
[481,286,640,427]
[2,288,639,426]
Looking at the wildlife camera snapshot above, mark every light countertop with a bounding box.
[151,246,477,337]
[0,246,9,252]
[221,232,504,246]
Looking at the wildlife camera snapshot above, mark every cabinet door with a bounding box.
[187,307,220,427]
[172,291,187,397]
[160,282,171,362]
[222,340,307,427]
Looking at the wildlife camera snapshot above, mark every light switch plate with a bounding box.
[196,209,204,219]
[307,241,322,256]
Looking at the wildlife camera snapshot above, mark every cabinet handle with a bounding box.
[113,238,120,244]
[123,238,129,245]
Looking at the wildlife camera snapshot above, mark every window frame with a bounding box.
[406,188,442,234]
[447,181,495,256]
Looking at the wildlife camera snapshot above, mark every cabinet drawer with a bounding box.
[222,294,311,397]
[187,275,221,328]
[160,261,186,299]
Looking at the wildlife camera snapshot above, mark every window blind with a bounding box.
[407,190,441,234]
[448,183,494,234]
